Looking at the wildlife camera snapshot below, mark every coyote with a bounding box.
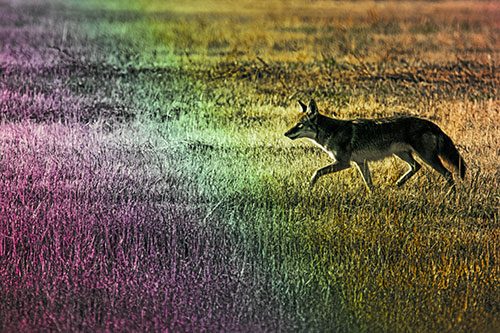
[285,99,466,191]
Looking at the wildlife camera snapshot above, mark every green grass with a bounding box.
[151,1,500,330]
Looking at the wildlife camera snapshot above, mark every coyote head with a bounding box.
[284,99,319,140]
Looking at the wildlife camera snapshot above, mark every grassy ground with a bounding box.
[1,0,500,331]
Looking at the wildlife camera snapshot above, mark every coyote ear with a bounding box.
[298,100,307,112]
[308,99,319,115]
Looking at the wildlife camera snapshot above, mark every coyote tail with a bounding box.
[439,132,466,180]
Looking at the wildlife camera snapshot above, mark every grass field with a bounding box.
[1,0,500,331]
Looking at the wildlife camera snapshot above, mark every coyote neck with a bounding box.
[314,115,350,147]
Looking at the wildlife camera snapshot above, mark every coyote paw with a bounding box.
[310,173,319,188]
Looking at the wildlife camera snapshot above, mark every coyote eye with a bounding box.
[297,123,304,128]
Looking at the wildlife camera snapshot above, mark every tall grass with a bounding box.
[0,119,302,331]
[1,0,500,331]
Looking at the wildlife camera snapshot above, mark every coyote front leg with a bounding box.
[354,160,374,192]
[310,162,350,187]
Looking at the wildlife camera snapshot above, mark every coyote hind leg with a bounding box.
[394,151,421,186]
[418,153,455,187]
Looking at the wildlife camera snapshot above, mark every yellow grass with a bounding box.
[151,1,500,330]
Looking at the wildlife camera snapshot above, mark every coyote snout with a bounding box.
[285,99,466,191]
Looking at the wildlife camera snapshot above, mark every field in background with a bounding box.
[1,0,499,331]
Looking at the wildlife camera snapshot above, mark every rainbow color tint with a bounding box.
[1,0,500,331]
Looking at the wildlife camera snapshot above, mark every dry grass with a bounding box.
[150,1,500,330]
[1,0,500,331]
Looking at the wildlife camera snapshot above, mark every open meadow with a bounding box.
[1,0,500,331]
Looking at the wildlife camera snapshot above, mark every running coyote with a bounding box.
[284,99,466,190]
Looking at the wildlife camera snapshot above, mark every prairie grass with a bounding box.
[1,0,500,331]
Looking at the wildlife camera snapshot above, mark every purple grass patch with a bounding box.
[0,1,353,331]
[0,122,292,331]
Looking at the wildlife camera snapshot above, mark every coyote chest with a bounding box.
[309,139,337,160]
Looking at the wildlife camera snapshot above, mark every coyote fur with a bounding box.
[284,99,466,190]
